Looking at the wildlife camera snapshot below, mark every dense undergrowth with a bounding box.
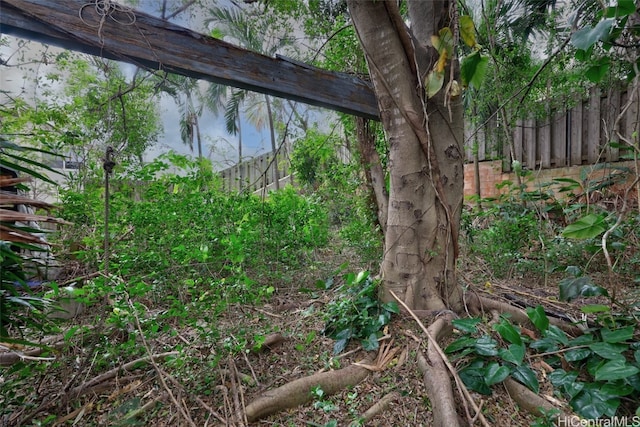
[2,152,640,425]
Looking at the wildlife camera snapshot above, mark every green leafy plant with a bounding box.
[0,140,64,340]
[446,316,539,396]
[446,304,640,420]
[322,271,398,354]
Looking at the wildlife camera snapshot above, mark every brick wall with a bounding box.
[463,160,637,200]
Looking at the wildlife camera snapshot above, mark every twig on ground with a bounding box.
[129,302,196,427]
[53,401,94,425]
[353,391,400,425]
[253,307,283,318]
[230,357,248,427]
[242,350,260,386]
[193,394,227,424]
[68,351,179,398]
[121,392,167,421]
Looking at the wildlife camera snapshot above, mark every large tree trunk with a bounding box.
[348,0,464,311]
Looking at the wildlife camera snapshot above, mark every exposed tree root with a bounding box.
[417,317,463,427]
[503,377,575,422]
[391,291,491,427]
[352,391,400,426]
[468,294,584,336]
[242,355,374,423]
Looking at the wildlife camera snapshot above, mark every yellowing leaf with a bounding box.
[460,15,477,48]
[436,50,448,73]
[431,34,440,50]
[432,28,454,55]
[446,80,461,98]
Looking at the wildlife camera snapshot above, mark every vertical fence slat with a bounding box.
[524,118,536,169]
[605,88,621,162]
[514,120,523,164]
[503,127,512,172]
[551,111,567,167]
[465,125,474,162]
[478,121,487,162]
[539,117,551,169]
[570,100,583,165]
[586,87,601,163]
[624,90,639,160]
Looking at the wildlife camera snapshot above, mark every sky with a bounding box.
[0,0,273,170]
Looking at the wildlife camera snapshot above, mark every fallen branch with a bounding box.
[129,302,197,427]
[243,355,374,422]
[67,351,179,398]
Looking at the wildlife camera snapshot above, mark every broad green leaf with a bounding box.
[498,343,525,366]
[564,348,592,362]
[588,342,627,360]
[601,326,634,343]
[445,336,477,353]
[562,382,585,401]
[526,306,549,333]
[544,325,569,346]
[452,317,481,334]
[460,51,488,89]
[355,270,369,284]
[493,319,522,345]
[548,369,579,388]
[381,301,399,314]
[595,359,640,381]
[571,387,619,418]
[558,276,608,302]
[485,362,510,386]
[601,383,634,397]
[433,27,454,56]
[474,335,499,356]
[574,48,592,61]
[459,364,492,395]
[459,15,477,47]
[605,0,636,17]
[361,333,379,351]
[586,62,610,83]
[571,19,615,51]
[333,338,348,354]
[553,177,581,192]
[511,365,539,393]
[425,70,444,98]
[562,214,607,239]
[568,334,595,346]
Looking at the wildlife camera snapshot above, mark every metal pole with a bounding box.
[103,146,115,277]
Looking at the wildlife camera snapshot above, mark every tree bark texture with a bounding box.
[355,117,388,233]
[348,0,464,310]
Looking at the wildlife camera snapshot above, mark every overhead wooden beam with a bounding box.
[0,0,379,120]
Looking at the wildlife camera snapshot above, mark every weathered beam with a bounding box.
[0,0,379,120]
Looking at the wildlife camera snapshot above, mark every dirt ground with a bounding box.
[0,245,618,427]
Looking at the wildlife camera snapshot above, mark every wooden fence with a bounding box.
[465,86,640,171]
[218,140,353,193]
[219,149,291,192]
